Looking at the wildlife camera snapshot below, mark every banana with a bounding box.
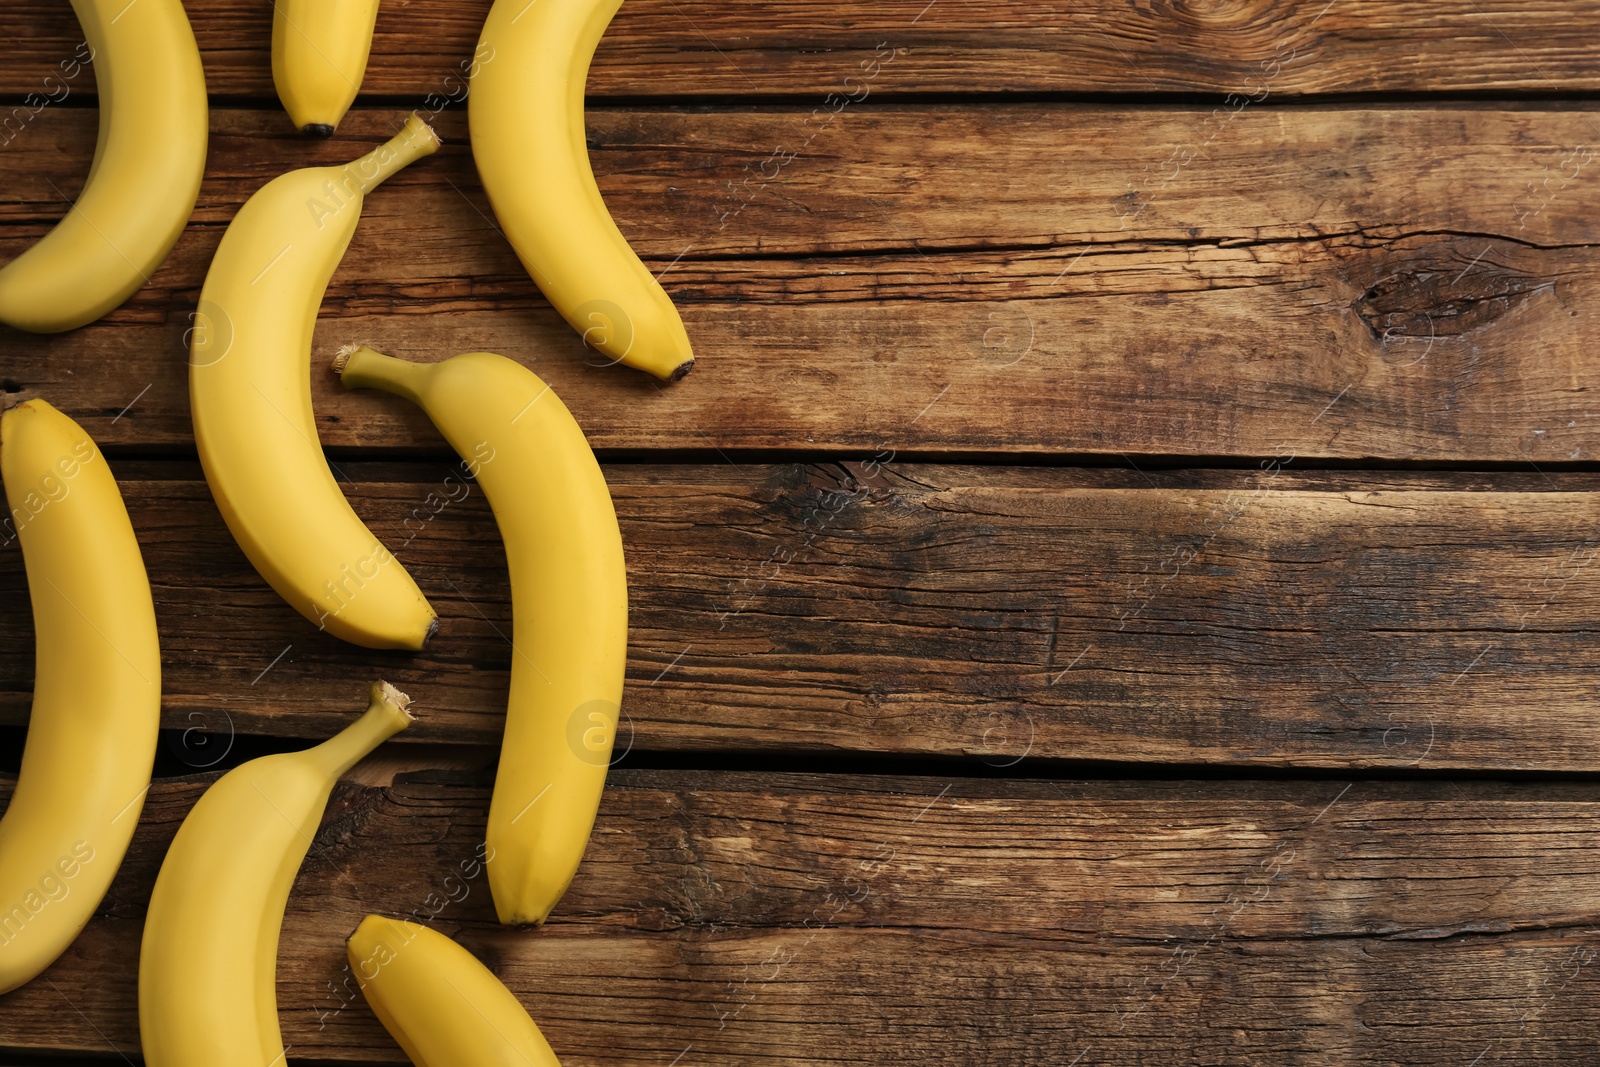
[470,0,695,381]
[139,682,413,1067]
[334,347,626,925]
[191,114,440,650]
[273,0,382,136]
[348,915,564,1066]
[0,400,159,993]
[0,0,207,333]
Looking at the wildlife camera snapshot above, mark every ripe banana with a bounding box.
[348,915,564,1065]
[191,114,440,650]
[470,0,695,381]
[139,682,413,1066]
[335,347,626,925]
[0,400,159,993]
[0,0,207,333]
[273,0,381,136]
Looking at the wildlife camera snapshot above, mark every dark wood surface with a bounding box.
[3,463,1600,773]
[10,0,1600,98]
[7,107,1600,460]
[2,0,1600,1063]
[13,770,1600,1065]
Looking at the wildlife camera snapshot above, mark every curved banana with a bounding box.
[335,347,625,925]
[191,114,440,649]
[139,682,412,1067]
[470,0,695,381]
[0,0,207,333]
[0,400,159,993]
[273,0,381,136]
[348,915,564,1065]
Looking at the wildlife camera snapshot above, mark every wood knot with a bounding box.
[1353,239,1555,347]
[1158,0,1284,31]
[1167,0,1264,18]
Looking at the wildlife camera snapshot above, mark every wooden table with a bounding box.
[4,2,1600,1062]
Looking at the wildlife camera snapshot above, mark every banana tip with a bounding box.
[331,343,363,375]
[495,907,551,929]
[667,357,695,382]
[414,113,442,148]
[376,680,414,719]
[302,123,336,139]
[346,913,385,946]
[0,398,51,437]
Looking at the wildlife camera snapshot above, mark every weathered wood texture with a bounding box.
[4,463,1600,772]
[6,770,1600,1063]
[0,4,1586,1064]
[5,107,1600,461]
[6,1,1600,99]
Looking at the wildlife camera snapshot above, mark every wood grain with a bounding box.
[0,4,1584,1064]
[5,770,1600,1063]
[4,463,1600,772]
[5,107,1600,461]
[5,1,1600,100]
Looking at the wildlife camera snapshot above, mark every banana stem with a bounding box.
[343,113,441,197]
[304,681,414,779]
[333,344,433,405]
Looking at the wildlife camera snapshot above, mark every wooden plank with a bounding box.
[6,770,1600,1063]
[5,1,1600,100]
[5,107,1600,461]
[6,463,1600,772]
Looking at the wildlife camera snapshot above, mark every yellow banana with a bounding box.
[273,0,381,136]
[469,0,695,381]
[191,114,440,650]
[0,0,207,333]
[139,682,413,1067]
[335,347,626,925]
[0,400,159,993]
[348,915,564,1066]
